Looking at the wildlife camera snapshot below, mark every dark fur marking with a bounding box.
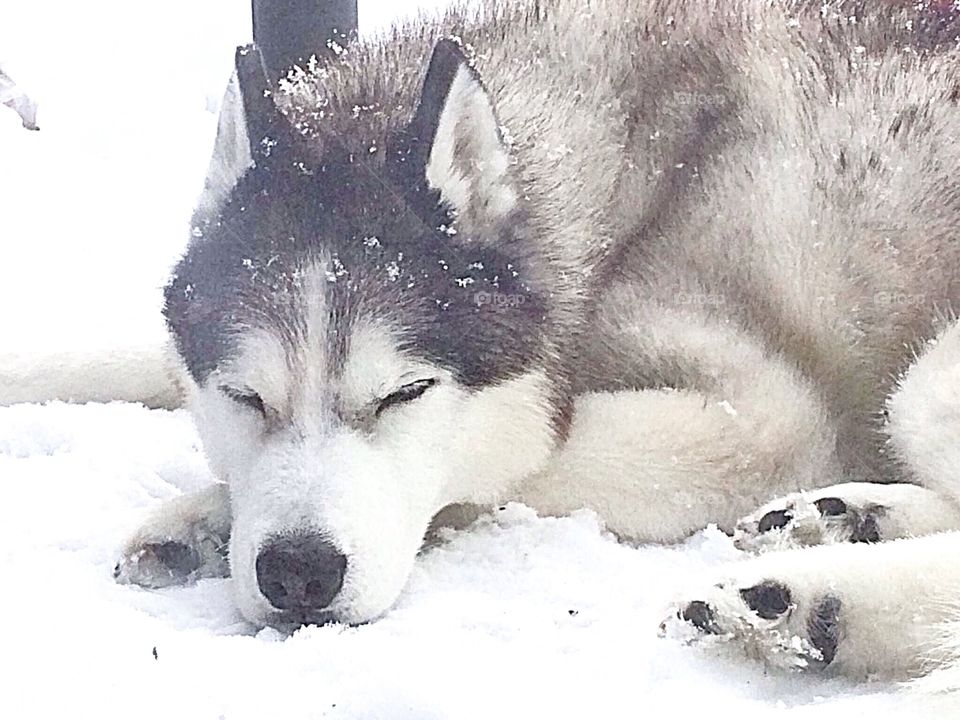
[740,581,792,620]
[166,45,550,393]
[807,594,842,665]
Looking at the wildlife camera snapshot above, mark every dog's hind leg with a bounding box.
[669,531,960,681]
[114,483,231,587]
[670,320,960,681]
[733,319,960,552]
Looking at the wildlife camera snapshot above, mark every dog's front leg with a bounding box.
[516,351,841,543]
[114,483,231,587]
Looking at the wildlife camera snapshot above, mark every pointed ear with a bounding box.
[414,39,518,227]
[196,44,280,218]
[232,43,278,150]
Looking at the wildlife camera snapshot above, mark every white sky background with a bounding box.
[0,1,251,355]
[0,0,461,359]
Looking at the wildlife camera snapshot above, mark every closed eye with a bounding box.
[220,385,268,418]
[376,378,437,417]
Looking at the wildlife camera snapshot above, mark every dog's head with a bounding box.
[165,43,563,627]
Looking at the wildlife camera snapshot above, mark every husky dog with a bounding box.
[112,0,960,685]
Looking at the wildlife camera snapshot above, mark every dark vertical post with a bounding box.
[252,0,359,81]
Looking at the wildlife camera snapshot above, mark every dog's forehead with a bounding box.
[291,262,411,386]
[216,267,414,406]
[166,142,550,390]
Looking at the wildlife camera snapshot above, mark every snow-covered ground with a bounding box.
[0,403,952,719]
[1,1,958,717]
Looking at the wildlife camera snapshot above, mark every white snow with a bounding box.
[1,403,944,719]
[0,1,957,717]
[0,403,949,720]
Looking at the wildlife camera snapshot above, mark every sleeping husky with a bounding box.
[110,0,960,686]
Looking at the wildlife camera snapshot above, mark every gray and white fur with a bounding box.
[98,0,960,686]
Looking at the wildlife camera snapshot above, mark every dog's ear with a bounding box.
[198,44,284,216]
[232,43,280,152]
[413,39,518,227]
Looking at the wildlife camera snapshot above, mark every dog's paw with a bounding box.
[733,482,960,553]
[114,534,228,588]
[666,534,960,680]
[665,577,843,672]
[114,486,231,588]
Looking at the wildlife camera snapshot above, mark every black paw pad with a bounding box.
[740,581,792,620]
[814,497,883,543]
[682,601,721,634]
[807,594,842,665]
[814,497,847,517]
[850,507,883,543]
[758,509,792,533]
[150,541,201,576]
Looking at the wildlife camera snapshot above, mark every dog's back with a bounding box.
[111,0,960,682]
[279,0,960,483]
[577,0,960,482]
[11,0,957,437]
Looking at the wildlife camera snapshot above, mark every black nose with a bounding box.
[255,534,347,611]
